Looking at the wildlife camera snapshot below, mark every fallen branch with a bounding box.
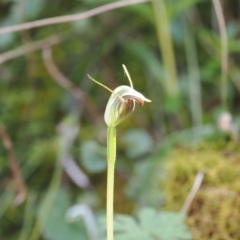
[0,124,27,205]
[181,171,204,213]
[0,0,150,35]
[0,35,62,65]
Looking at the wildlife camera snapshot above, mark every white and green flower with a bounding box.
[88,64,151,127]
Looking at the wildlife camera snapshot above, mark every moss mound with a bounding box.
[162,140,240,240]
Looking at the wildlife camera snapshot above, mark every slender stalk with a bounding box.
[89,65,150,239]
[152,0,178,97]
[181,171,204,213]
[0,123,27,205]
[29,157,62,240]
[107,127,116,240]
[184,17,202,127]
[212,0,228,109]
[18,195,34,240]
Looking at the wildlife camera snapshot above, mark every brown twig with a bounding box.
[0,35,62,65]
[0,0,150,35]
[193,8,240,94]
[181,171,204,213]
[0,124,27,205]
[42,46,101,121]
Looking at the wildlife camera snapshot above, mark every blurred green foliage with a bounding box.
[99,208,192,240]
[1,0,240,239]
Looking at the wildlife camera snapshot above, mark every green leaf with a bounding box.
[163,95,182,113]
[123,40,165,86]
[126,160,164,208]
[122,129,153,159]
[168,0,205,19]
[114,215,154,240]
[80,141,107,173]
[42,190,88,240]
[138,208,192,240]
[124,4,155,24]
[24,0,45,20]
[100,208,192,240]
[0,190,15,218]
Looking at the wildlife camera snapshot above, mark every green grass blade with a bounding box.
[152,0,178,98]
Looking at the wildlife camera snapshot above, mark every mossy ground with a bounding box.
[161,138,240,239]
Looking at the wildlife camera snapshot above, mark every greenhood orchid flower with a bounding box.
[88,64,151,127]
[88,65,151,240]
[104,85,151,127]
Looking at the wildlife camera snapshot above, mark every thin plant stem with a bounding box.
[18,195,35,240]
[152,0,178,97]
[29,178,61,240]
[107,127,116,240]
[193,8,240,94]
[184,17,202,127]
[0,123,27,205]
[152,0,184,129]
[0,190,15,218]
[181,171,204,213]
[212,0,228,109]
[29,156,62,240]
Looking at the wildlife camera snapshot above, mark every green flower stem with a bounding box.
[107,126,116,240]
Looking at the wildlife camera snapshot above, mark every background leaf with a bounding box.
[122,128,154,159]
[99,208,192,240]
[43,190,88,240]
[80,141,107,173]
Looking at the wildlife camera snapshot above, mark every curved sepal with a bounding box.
[104,85,151,127]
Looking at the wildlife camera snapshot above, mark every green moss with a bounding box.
[161,141,240,240]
